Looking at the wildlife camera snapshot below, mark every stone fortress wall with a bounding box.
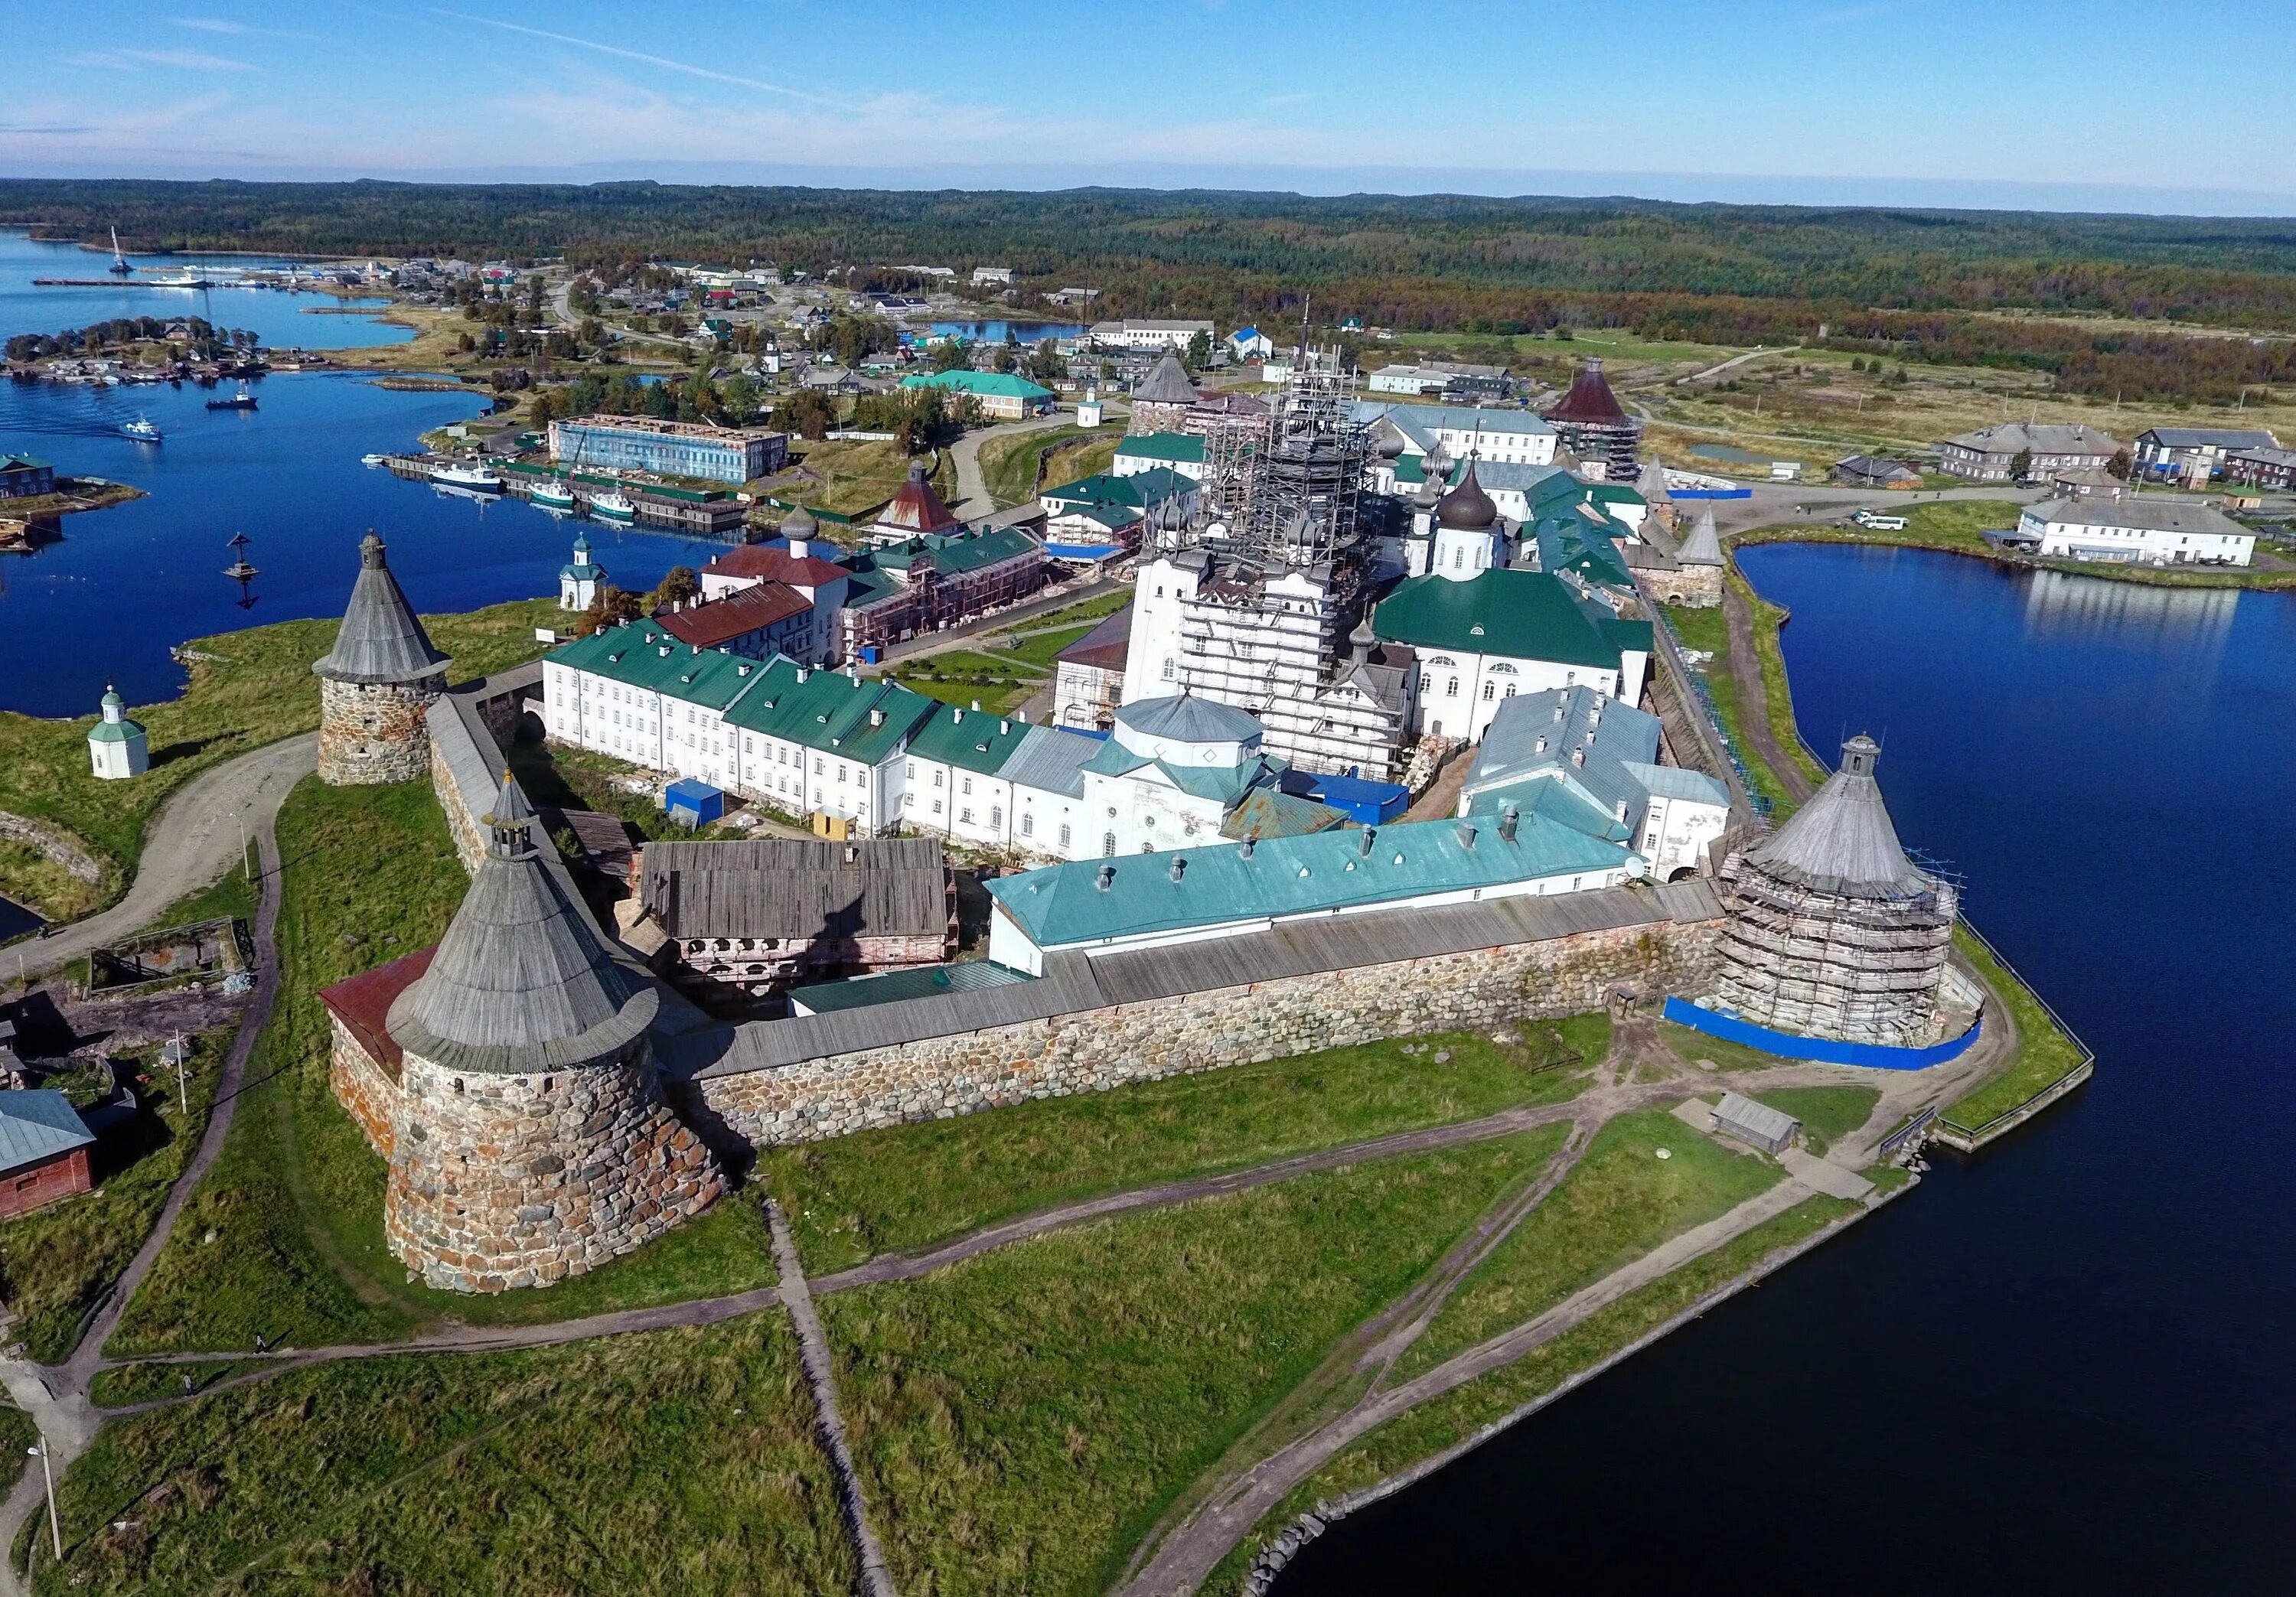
[387,1047,722,1293]
[319,676,444,785]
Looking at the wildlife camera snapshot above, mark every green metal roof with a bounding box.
[1078,739,1287,804]
[907,702,1031,776]
[1113,432,1205,464]
[1534,517,1633,588]
[722,660,934,764]
[988,812,1636,950]
[789,959,1035,1014]
[88,718,145,745]
[873,526,1040,579]
[2,454,54,472]
[900,370,1055,401]
[547,624,778,712]
[1372,569,1630,670]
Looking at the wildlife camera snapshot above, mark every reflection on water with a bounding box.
[2020,567,2239,651]
[0,898,42,942]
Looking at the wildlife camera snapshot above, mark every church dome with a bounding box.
[1436,461,1499,530]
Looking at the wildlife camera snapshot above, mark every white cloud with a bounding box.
[66,48,254,72]
[171,15,246,32]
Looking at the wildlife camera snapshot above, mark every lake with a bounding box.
[925,321,1084,346]
[0,375,728,716]
[0,228,409,351]
[1281,544,2296,1591]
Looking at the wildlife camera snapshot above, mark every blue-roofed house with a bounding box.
[1230,326,1274,361]
[985,807,1645,973]
[1458,687,1731,879]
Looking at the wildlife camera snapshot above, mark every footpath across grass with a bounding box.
[1206,1191,1864,1595]
[826,1133,1554,1597]
[0,595,559,920]
[1396,1108,1785,1378]
[761,1012,1608,1274]
[32,1318,852,1595]
[109,777,776,1358]
[0,1028,233,1364]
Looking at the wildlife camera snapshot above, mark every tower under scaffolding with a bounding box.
[1231,347,1371,570]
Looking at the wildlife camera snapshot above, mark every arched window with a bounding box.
[1103,832,1117,857]
[990,806,1003,829]
[1161,657,1175,681]
[1059,823,1072,848]
[1446,677,1460,698]
[1020,813,1034,836]
[1482,681,1495,701]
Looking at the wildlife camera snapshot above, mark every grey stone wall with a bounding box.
[386,1048,723,1293]
[320,676,445,786]
[430,730,488,872]
[694,917,1717,1147]
[1646,565,1722,608]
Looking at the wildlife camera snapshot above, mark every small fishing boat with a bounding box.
[360,452,387,468]
[530,481,577,511]
[428,460,504,492]
[204,383,257,411]
[119,416,163,443]
[589,491,636,523]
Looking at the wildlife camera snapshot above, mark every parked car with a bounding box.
[1851,509,1909,531]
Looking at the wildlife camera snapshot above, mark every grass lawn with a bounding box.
[978,423,1119,507]
[1941,927,2090,1133]
[504,736,745,844]
[761,1014,1608,1274]
[990,621,1096,669]
[1747,1086,1880,1156]
[893,650,1044,716]
[1395,1108,1785,1379]
[0,1028,233,1364]
[826,1133,1552,1596]
[108,777,778,1358]
[1042,431,1121,492]
[32,1318,852,1595]
[795,439,951,518]
[0,1405,33,1504]
[0,596,561,920]
[1205,1191,1862,1595]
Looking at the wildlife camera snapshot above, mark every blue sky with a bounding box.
[8,1,2291,214]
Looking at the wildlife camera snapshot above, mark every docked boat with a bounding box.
[119,416,163,443]
[204,383,257,411]
[589,491,636,523]
[146,271,215,289]
[530,481,577,511]
[107,227,132,276]
[360,452,387,468]
[428,461,503,493]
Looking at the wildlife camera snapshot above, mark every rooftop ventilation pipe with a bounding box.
[1499,805,1519,842]
[1240,835,1256,859]
[1359,826,1377,856]
[1170,856,1187,883]
[1456,821,1477,850]
[1571,748,1586,767]
[1097,864,1115,891]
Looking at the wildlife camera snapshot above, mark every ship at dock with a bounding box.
[427,461,503,493]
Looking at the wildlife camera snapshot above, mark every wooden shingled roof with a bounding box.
[639,837,951,941]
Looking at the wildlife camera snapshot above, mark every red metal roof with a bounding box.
[1543,359,1627,423]
[655,583,813,650]
[876,464,963,534]
[319,945,436,1077]
[701,544,850,588]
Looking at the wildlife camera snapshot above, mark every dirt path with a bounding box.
[1721,577,1817,804]
[947,411,1075,516]
[14,734,316,983]
[0,803,293,1596]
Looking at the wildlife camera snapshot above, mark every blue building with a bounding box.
[547,418,788,485]
[0,454,56,500]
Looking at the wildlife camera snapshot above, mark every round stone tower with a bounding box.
[312,532,450,785]
[382,777,722,1292]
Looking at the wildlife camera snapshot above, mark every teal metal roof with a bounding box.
[789,959,1035,1015]
[1114,432,1205,464]
[0,454,53,472]
[1372,569,1628,670]
[872,526,1041,578]
[1079,739,1286,804]
[1219,787,1346,841]
[1535,516,1633,588]
[0,1090,94,1177]
[907,702,1031,776]
[722,660,934,764]
[988,812,1636,950]
[900,370,1055,401]
[548,624,778,711]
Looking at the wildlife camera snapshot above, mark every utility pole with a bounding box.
[170,1030,188,1115]
[28,1439,59,1560]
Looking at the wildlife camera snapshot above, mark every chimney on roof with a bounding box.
[1553,701,1565,722]
[1358,826,1377,857]
[970,699,982,712]
[1097,863,1115,891]
[1534,735,1548,755]
[844,843,859,863]
[796,666,810,682]
[1241,833,1257,859]
[1000,718,1010,735]
[1457,821,1477,849]
[850,666,861,685]
[1571,748,1585,767]
[1499,804,1520,842]
[952,706,964,723]
[1169,856,1186,883]
[869,707,884,726]
[1615,798,1630,822]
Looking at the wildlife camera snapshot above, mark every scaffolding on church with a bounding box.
[1232,347,1370,572]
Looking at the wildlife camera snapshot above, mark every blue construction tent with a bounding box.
[1294,771,1410,826]
[663,779,725,829]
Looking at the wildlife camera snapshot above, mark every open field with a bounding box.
[1396,1110,1785,1378]
[28,1320,852,1595]
[107,777,776,1357]
[0,596,561,920]
[783,438,952,519]
[762,1014,1606,1274]
[826,1134,1554,1595]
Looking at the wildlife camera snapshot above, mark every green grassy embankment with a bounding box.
[0,596,560,921]
[1203,1191,1865,1596]
[762,1013,1607,1274]
[1939,927,2091,1133]
[107,777,776,1357]
[825,1133,1556,1596]
[1394,1109,1785,1378]
[28,1321,851,1595]
[977,422,1121,507]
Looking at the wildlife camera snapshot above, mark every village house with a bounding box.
[2131,426,2281,483]
[2012,495,2255,567]
[1937,422,2121,482]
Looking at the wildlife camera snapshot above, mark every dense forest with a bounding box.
[8,179,2294,399]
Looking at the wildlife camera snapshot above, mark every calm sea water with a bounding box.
[0,375,726,716]
[0,229,409,351]
[1283,544,2296,1592]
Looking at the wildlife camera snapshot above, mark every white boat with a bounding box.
[429,461,503,492]
[145,271,215,290]
[530,481,577,510]
[589,491,635,523]
[119,416,163,443]
[360,452,387,468]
